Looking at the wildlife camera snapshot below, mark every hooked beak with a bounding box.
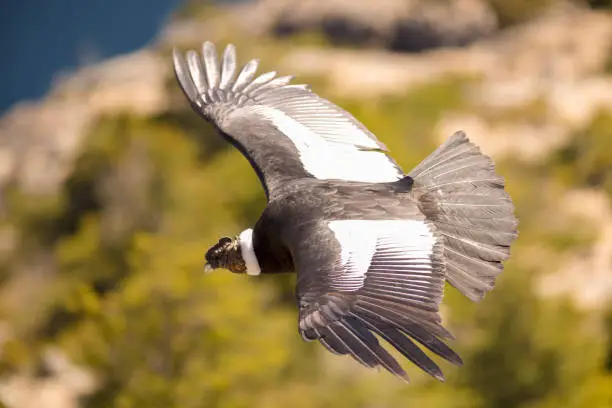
[204,263,214,274]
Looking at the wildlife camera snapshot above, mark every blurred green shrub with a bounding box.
[551,111,612,198]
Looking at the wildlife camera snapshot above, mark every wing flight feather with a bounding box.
[172,42,404,200]
[295,219,461,382]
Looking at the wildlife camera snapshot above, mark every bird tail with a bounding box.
[408,131,518,302]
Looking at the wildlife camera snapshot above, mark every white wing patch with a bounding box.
[251,106,403,183]
[328,220,437,292]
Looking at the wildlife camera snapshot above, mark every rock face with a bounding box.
[240,0,499,51]
[0,349,96,408]
[538,190,612,311]
[436,114,570,163]
[277,3,612,97]
[0,50,168,197]
[0,100,93,196]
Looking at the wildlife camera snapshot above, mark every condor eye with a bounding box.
[219,237,232,245]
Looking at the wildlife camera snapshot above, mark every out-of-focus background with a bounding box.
[0,0,611,407]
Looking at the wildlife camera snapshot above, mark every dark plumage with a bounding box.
[172,42,518,382]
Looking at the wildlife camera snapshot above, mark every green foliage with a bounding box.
[4,188,65,251]
[487,0,557,27]
[476,98,551,127]
[551,111,612,198]
[461,267,605,408]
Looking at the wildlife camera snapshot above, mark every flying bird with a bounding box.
[172,42,518,382]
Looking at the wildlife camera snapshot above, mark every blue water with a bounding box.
[0,0,185,113]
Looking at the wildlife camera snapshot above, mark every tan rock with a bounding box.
[436,114,570,162]
[537,190,612,310]
[239,0,498,50]
[0,349,96,408]
[0,50,168,195]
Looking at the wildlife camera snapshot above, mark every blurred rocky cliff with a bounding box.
[1,0,611,407]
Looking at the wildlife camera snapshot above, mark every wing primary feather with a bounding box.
[314,328,347,355]
[341,318,409,381]
[322,325,375,368]
[355,301,463,365]
[254,75,294,95]
[232,59,259,92]
[243,71,278,95]
[202,41,220,89]
[356,297,450,337]
[300,326,318,342]
[219,44,237,90]
[172,48,198,102]
[186,50,208,95]
[356,298,450,339]
[352,313,445,381]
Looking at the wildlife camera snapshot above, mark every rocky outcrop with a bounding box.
[0,349,96,408]
[538,190,612,311]
[239,0,499,51]
[278,3,611,97]
[436,114,570,163]
[0,50,168,197]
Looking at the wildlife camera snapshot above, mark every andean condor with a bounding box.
[172,42,518,382]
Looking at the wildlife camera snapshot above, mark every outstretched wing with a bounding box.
[173,42,404,200]
[294,218,462,382]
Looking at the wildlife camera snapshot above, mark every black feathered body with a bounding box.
[252,177,421,274]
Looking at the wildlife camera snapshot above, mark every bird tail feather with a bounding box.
[408,131,518,301]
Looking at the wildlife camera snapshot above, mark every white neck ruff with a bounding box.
[239,228,261,276]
